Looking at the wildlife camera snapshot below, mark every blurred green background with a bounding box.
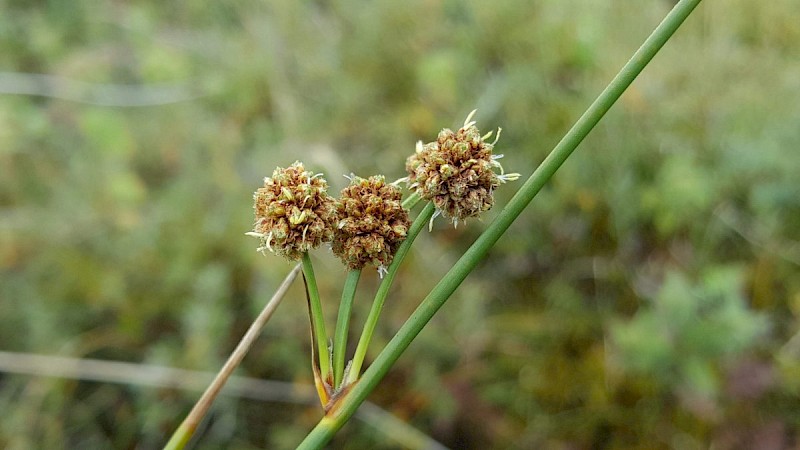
[2,0,799,448]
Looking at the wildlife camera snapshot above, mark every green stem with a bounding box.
[298,0,703,447]
[302,252,331,381]
[333,269,361,387]
[402,190,421,210]
[347,202,436,385]
[164,422,193,450]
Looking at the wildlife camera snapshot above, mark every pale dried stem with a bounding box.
[181,263,301,431]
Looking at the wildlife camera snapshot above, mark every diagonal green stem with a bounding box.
[347,202,435,385]
[302,252,331,381]
[332,269,361,388]
[298,0,703,447]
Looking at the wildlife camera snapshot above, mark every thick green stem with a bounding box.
[333,269,361,387]
[347,202,436,385]
[298,0,703,447]
[302,252,331,381]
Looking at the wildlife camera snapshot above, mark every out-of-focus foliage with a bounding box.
[1,0,799,448]
[611,267,767,397]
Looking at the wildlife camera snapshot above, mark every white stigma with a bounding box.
[429,209,442,232]
[377,265,389,279]
[463,109,478,129]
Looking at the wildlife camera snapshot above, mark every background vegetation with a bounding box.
[1,0,799,448]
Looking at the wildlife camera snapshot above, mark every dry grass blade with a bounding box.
[165,262,302,449]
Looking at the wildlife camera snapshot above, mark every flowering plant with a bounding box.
[165,1,704,446]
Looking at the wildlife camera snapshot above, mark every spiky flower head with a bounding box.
[405,110,519,226]
[332,175,410,274]
[249,161,337,260]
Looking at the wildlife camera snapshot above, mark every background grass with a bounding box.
[1,0,799,448]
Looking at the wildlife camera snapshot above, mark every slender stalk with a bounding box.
[164,263,301,450]
[347,202,435,385]
[332,269,361,387]
[402,190,421,210]
[302,252,331,382]
[298,0,703,447]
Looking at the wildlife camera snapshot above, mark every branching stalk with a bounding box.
[297,0,704,447]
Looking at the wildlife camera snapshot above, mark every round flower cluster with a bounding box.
[250,162,337,260]
[332,175,410,272]
[405,110,518,225]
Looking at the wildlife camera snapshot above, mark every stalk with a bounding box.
[347,202,435,384]
[402,190,421,210]
[332,269,361,387]
[302,252,331,382]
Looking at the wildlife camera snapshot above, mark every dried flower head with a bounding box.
[406,110,519,227]
[249,161,337,260]
[332,175,410,274]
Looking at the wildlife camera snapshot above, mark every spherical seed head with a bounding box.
[332,175,411,270]
[406,110,511,222]
[252,161,336,260]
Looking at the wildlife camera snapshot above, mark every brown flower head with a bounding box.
[332,175,410,273]
[405,110,519,226]
[249,161,337,260]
